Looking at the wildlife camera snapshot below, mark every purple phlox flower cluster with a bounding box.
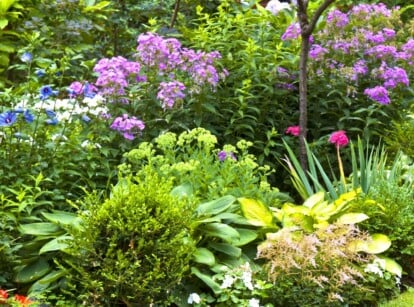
[178,48,227,91]
[218,150,237,162]
[326,9,349,28]
[351,3,392,19]
[351,60,368,81]
[281,22,301,41]
[93,56,141,95]
[39,85,58,100]
[110,114,145,140]
[365,44,397,60]
[68,81,97,98]
[381,66,409,89]
[309,44,329,60]
[136,32,182,70]
[157,81,186,109]
[364,86,390,104]
[400,39,414,62]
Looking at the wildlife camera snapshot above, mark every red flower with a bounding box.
[329,130,349,148]
[14,294,32,306]
[0,289,8,301]
[285,125,300,136]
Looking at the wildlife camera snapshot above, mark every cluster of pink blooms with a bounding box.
[68,32,227,140]
[285,125,349,149]
[110,114,145,140]
[281,3,412,105]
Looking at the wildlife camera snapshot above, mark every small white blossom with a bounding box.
[248,298,261,307]
[187,292,201,304]
[265,0,291,15]
[221,274,235,289]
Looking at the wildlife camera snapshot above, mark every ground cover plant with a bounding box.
[0,0,414,306]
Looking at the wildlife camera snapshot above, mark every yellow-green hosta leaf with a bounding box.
[239,197,275,228]
[349,234,391,254]
[336,213,369,225]
[378,256,402,277]
[303,192,325,209]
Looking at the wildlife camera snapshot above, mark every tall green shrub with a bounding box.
[67,171,196,306]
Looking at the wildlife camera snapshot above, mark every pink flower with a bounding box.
[285,125,300,136]
[329,130,349,148]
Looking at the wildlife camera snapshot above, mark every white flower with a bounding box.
[364,258,386,278]
[265,0,291,15]
[242,271,254,290]
[221,274,235,289]
[248,298,261,307]
[187,292,201,304]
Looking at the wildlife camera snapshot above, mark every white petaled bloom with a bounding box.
[248,298,261,307]
[187,293,201,304]
[364,258,386,278]
[242,271,254,290]
[221,274,235,289]
[265,0,291,15]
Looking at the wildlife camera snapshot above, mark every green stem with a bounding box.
[337,146,346,190]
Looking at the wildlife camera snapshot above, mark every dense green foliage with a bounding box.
[0,0,413,306]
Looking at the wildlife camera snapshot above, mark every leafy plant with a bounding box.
[67,170,196,306]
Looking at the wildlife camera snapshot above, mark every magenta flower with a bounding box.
[285,125,300,136]
[329,130,349,148]
[218,150,237,162]
[281,23,301,41]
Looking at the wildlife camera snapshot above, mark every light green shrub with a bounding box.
[67,170,196,306]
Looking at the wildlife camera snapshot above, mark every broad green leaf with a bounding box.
[336,213,369,225]
[41,211,80,226]
[378,257,402,277]
[0,19,8,30]
[196,195,236,216]
[239,198,274,227]
[170,182,193,198]
[0,0,17,13]
[19,223,62,236]
[232,228,258,246]
[208,242,241,258]
[39,235,72,254]
[200,223,240,242]
[191,267,222,294]
[28,270,66,294]
[192,247,215,266]
[15,258,51,283]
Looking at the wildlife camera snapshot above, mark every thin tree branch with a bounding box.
[170,0,181,29]
[305,0,336,35]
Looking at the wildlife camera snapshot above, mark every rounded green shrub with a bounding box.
[68,171,196,306]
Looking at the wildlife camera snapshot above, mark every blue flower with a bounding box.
[82,114,91,123]
[83,82,96,98]
[39,85,58,100]
[45,117,59,125]
[35,69,46,78]
[0,111,17,127]
[45,109,56,118]
[23,109,35,123]
[21,52,33,63]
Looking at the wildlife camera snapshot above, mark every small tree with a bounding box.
[296,0,336,169]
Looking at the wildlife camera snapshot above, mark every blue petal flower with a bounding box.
[39,85,58,100]
[45,117,59,125]
[82,114,91,123]
[45,109,56,118]
[35,69,46,78]
[0,111,17,127]
[24,109,35,123]
[21,52,33,63]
